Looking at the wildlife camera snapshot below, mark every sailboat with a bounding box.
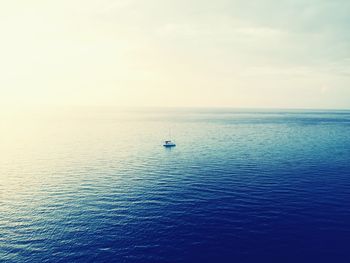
[163,128,176,147]
[163,140,176,147]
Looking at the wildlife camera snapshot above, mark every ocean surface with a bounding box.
[1,108,350,263]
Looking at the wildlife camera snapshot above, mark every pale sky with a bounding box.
[1,0,350,109]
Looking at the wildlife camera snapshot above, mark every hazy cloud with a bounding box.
[0,0,349,108]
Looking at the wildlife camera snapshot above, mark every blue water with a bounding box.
[1,108,350,262]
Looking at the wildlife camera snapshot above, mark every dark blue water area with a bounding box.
[1,109,350,262]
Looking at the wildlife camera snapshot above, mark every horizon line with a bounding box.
[2,105,350,111]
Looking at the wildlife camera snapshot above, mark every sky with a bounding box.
[0,0,349,109]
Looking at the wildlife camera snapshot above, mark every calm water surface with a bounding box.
[1,108,350,262]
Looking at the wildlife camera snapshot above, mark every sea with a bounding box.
[1,108,350,263]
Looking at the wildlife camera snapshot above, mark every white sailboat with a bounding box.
[163,128,176,147]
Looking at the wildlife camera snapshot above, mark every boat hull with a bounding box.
[163,144,176,147]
